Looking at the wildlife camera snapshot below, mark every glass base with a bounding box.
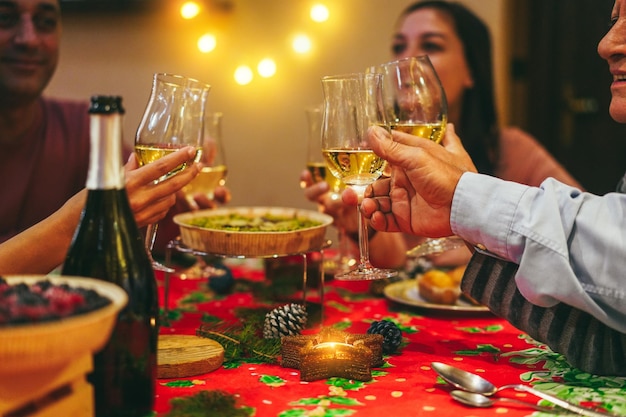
[148,252,174,273]
[406,236,465,258]
[335,265,398,281]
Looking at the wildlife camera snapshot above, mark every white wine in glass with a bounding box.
[378,56,464,257]
[321,72,397,281]
[305,105,356,275]
[379,55,447,140]
[182,112,228,205]
[179,112,229,280]
[135,73,210,273]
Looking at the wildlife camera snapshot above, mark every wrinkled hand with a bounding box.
[124,146,201,227]
[347,123,476,238]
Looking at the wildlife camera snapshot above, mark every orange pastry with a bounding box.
[417,269,461,305]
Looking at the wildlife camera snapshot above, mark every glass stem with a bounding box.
[337,225,352,265]
[356,204,373,269]
[144,222,174,273]
[145,223,159,251]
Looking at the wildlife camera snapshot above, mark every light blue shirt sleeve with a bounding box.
[450,172,626,332]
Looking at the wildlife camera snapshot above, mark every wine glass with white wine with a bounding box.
[135,73,210,272]
[378,56,464,257]
[321,72,397,281]
[178,112,228,279]
[304,105,356,275]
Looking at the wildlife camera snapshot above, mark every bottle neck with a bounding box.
[87,113,125,190]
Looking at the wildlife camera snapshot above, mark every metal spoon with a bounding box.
[451,390,556,412]
[431,362,617,417]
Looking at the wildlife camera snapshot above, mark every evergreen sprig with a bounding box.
[165,390,253,417]
[196,320,281,364]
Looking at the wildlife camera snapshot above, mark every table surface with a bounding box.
[153,256,626,417]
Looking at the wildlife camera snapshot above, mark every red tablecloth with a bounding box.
[153,257,626,417]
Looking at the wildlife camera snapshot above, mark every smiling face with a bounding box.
[0,0,61,106]
[391,7,474,125]
[598,0,626,123]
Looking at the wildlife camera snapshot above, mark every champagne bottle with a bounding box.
[62,96,158,417]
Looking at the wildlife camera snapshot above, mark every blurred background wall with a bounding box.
[49,0,509,210]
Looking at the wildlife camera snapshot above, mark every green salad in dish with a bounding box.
[185,213,322,232]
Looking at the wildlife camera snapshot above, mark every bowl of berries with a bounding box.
[0,275,127,374]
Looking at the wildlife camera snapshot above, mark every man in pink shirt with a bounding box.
[0,0,227,252]
[0,0,221,271]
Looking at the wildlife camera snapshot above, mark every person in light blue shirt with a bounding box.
[349,0,626,376]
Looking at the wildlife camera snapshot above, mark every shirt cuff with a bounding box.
[450,172,529,261]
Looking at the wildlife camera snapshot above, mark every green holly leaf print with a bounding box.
[223,360,244,369]
[289,396,363,406]
[259,374,286,387]
[161,380,196,388]
[222,357,268,369]
[455,343,501,356]
[181,291,211,304]
[159,308,183,327]
[279,408,356,417]
[326,377,367,390]
[331,321,352,331]
[327,301,352,313]
[456,324,504,333]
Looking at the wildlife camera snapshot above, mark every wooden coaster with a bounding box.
[157,335,224,379]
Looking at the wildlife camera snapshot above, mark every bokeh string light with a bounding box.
[180,1,201,19]
[181,1,328,85]
[310,4,329,22]
[234,65,254,86]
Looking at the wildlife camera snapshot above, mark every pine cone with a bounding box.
[367,320,402,354]
[263,303,308,339]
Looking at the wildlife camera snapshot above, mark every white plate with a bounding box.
[383,279,490,312]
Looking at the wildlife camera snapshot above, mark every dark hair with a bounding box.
[397,1,499,175]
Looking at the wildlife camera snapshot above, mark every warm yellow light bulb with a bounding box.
[180,2,201,19]
[198,34,217,53]
[310,4,329,22]
[234,65,253,85]
[292,34,312,54]
[257,58,276,78]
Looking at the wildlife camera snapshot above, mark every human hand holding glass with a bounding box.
[321,73,397,281]
[378,56,464,257]
[134,73,210,272]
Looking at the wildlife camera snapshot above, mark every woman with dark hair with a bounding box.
[301,0,581,269]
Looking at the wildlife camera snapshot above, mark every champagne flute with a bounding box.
[321,72,397,281]
[378,55,447,140]
[305,105,356,275]
[179,112,229,279]
[135,73,210,272]
[378,56,464,257]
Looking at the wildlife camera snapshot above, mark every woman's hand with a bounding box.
[182,185,231,212]
[124,146,201,228]
[300,169,358,233]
